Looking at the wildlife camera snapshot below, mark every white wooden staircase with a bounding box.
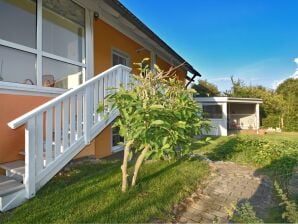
[0,65,131,211]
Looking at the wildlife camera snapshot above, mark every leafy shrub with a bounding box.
[262,114,280,128]
[228,201,263,223]
[275,182,298,223]
[284,113,298,132]
[208,136,298,183]
[100,59,210,191]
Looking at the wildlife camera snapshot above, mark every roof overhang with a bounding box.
[195,97,263,104]
[100,0,201,81]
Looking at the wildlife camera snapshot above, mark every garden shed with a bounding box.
[195,97,263,136]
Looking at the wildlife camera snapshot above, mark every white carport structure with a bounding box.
[195,97,263,136]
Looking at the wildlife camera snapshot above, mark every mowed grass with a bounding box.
[0,158,209,223]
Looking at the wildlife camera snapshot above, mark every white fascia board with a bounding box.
[195,97,228,103]
[195,97,263,104]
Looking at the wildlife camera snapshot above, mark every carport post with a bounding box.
[256,103,260,133]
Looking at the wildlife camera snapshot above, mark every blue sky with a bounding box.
[120,0,298,91]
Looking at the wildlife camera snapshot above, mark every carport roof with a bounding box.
[195,97,263,104]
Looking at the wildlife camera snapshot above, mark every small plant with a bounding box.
[274,182,298,223]
[99,59,210,192]
[226,201,263,223]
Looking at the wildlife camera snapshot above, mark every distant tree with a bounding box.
[276,78,298,131]
[224,76,286,128]
[191,79,220,97]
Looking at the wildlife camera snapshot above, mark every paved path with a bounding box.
[176,161,276,223]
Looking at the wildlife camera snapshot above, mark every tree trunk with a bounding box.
[121,140,133,192]
[280,114,284,129]
[131,145,149,187]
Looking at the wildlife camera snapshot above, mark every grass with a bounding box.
[0,157,209,223]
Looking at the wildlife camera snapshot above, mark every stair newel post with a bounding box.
[84,85,92,144]
[24,117,36,199]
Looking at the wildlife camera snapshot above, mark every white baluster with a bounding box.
[62,99,69,152]
[45,108,53,165]
[24,117,36,198]
[77,92,83,138]
[93,81,99,123]
[54,104,62,157]
[36,114,44,173]
[70,96,76,144]
[84,85,92,144]
[104,75,108,112]
[98,79,104,121]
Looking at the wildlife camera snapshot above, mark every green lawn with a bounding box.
[0,158,209,223]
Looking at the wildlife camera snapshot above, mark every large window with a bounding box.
[0,0,37,48]
[203,105,223,119]
[0,0,86,89]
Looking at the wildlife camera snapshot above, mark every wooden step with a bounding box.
[0,176,24,197]
[0,161,25,178]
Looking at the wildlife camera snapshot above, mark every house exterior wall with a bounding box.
[0,17,189,163]
[94,19,151,75]
[0,94,52,163]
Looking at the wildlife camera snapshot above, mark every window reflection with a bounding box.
[0,0,36,48]
[42,0,85,62]
[43,57,82,89]
[0,45,36,85]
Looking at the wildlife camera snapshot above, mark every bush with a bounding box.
[228,201,263,223]
[262,115,280,128]
[275,182,298,223]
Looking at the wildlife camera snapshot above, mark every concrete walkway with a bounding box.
[176,161,277,223]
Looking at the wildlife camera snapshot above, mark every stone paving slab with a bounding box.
[176,161,277,223]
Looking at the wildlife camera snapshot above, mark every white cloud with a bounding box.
[272,58,298,89]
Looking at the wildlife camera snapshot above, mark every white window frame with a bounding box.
[111,48,130,67]
[0,0,93,96]
[201,103,224,120]
[111,126,124,153]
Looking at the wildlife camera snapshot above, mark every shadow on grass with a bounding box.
[205,137,241,161]
[1,157,208,223]
[231,155,298,223]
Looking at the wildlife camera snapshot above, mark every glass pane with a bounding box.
[203,105,222,119]
[43,57,82,89]
[0,45,36,85]
[0,0,36,48]
[112,52,128,66]
[42,0,85,62]
[112,127,124,147]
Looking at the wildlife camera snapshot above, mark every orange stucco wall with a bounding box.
[0,94,52,163]
[94,19,151,76]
